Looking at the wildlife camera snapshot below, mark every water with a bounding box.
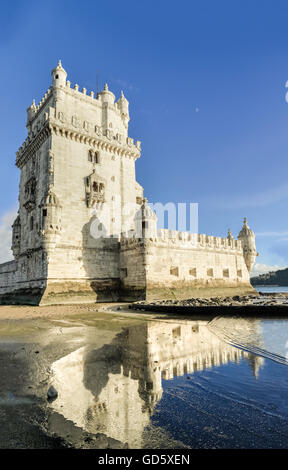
[1,309,288,448]
[254,285,288,293]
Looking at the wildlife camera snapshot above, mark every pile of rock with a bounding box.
[133,294,288,309]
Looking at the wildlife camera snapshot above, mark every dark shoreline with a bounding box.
[131,293,288,316]
[131,303,288,316]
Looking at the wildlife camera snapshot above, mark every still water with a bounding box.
[1,310,288,449]
[254,285,288,293]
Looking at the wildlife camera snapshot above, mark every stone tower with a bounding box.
[7,61,143,304]
[237,218,258,273]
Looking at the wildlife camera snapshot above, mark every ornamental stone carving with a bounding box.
[86,169,105,208]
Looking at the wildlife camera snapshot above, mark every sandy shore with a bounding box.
[0,303,119,320]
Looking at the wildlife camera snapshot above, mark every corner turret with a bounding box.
[237,218,258,273]
[117,91,130,128]
[98,83,115,105]
[135,198,157,239]
[11,215,21,259]
[51,60,67,88]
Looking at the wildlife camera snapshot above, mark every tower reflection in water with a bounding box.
[50,319,264,448]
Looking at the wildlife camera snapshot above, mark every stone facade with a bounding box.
[0,61,257,305]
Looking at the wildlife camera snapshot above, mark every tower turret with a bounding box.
[40,190,62,251]
[11,215,21,259]
[98,83,115,105]
[134,198,157,239]
[51,60,67,88]
[27,99,36,122]
[117,91,130,128]
[237,218,257,273]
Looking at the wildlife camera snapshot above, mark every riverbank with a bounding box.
[1,291,288,321]
[131,294,288,316]
[0,303,112,321]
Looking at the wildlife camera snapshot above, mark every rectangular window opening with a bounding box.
[170,266,179,276]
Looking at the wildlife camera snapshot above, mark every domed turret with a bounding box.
[39,190,62,250]
[134,198,157,239]
[98,83,115,105]
[11,215,21,259]
[237,218,257,273]
[51,60,67,88]
[117,91,130,128]
[27,99,36,123]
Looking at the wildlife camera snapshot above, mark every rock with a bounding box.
[47,385,58,400]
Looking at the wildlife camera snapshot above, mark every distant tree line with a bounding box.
[251,268,288,286]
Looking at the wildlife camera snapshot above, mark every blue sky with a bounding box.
[1,0,288,274]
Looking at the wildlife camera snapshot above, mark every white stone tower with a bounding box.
[8,60,143,303]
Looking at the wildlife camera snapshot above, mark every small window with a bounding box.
[42,209,47,217]
[88,150,93,162]
[237,269,242,278]
[142,221,148,229]
[55,74,59,79]
[172,326,181,338]
[92,182,98,192]
[94,152,99,164]
[207,268,213,277]
[223,269,229,278]
[30,216,34,231]
[189,268,197,277]
[170,266,179,276]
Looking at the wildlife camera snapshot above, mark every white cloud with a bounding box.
[0,208,17,264]
[251,263,287,277]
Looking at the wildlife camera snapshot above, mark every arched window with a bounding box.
[88,150,100,163]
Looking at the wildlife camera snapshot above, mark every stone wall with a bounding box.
[119,230,255,301]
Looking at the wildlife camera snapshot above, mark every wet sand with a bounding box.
[1,304,288,448]
[0,303,117,321]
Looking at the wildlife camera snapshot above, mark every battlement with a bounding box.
[120,229,242,253]
[157,229,242,251]
[16,105,141,167]
[28,73,133,123]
